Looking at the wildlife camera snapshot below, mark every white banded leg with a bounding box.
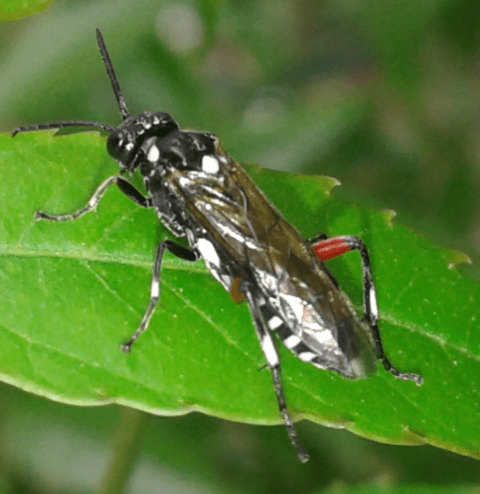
[244,291,309,463]
[310,234,422,385]
[120,239,198,353]
[334,236,423,383]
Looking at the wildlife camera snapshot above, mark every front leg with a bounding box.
[35,175,152,221]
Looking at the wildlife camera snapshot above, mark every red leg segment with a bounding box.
[311,236,352,261]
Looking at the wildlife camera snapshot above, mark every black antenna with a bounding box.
[95,28,129,121]
[12,29,128,138]
[11,121,116,137]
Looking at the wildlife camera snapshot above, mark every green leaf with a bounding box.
[1,131,479,461]
[323,485,478,494]
[0,0,54,21]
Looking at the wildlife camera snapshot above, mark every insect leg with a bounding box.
[115,177,153,208]
[120,239,198,353]
[35,176,152,221]
[243,290,309,463]
[311,235,423,385]
[307,232,327,243]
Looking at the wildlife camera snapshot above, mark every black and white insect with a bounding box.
[12,29,422,462]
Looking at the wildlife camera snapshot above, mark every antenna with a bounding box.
[11,121,115,137]
[12,29,128,138]
[95,29,129,121]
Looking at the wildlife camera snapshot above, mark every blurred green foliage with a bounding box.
[0,0,479,492]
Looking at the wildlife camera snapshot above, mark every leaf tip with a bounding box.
[380,208,397,226]
[446,249,472,269]
[323,176,341,196]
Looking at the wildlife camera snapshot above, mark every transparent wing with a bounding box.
[167,150,377,377]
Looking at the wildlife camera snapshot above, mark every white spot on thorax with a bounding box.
[201,155,220,174]
[147,145,160,163]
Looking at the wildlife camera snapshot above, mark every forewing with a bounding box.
[166,152,377,377]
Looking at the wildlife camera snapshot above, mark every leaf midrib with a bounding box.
[0,244,208,273]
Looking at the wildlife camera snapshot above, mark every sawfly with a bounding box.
[12,29,422,462]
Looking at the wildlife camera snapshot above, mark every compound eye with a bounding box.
[201,155,220,174]
[107,130,136,166]
[106,130,123,161]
